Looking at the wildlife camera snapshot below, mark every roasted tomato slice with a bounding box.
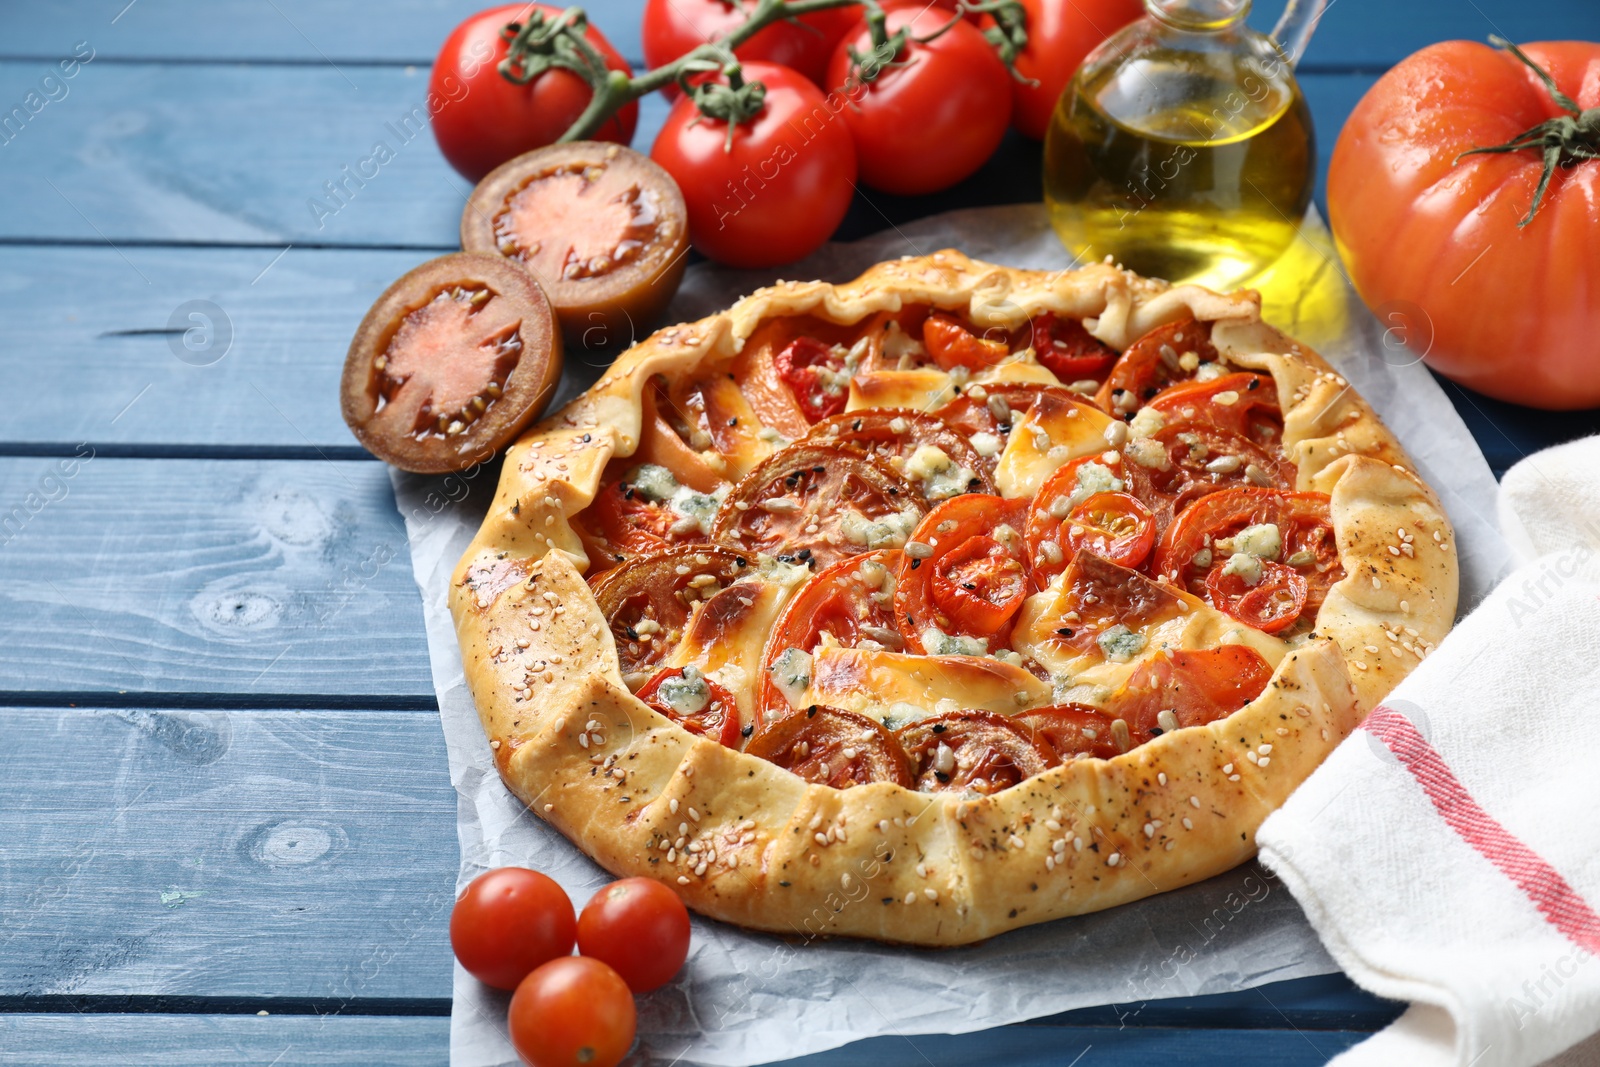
[1015,703,1125,761]
[591,545,752,684]
[758,550,902,724]
[636,666,743,747]
[341,252,561,474]
[936,382,1070,439]
[1094,319,1217,416]
[1148,372,1282,447]
[580,465,714,563]
[1110,646,1274,747]
[894,710,1058,794]
[1128,423,1297,531]
[894,494,1031,654]
[923,313,1011,371]
[802,409,995,497]
[1027,483,1155,587]
[774,337,849,422]
[1206,560,1309,635]
[459,142,689,350]
[1040,550,1186,659]
[1028,312,1117,383]
[711,443,923,570]
[1154,487,1342,627]
[745,705,913,788]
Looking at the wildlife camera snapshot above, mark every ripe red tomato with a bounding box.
[642,0,862,88]
[576,878,693,993]
[508,956,636,1067]
[1007,0,1143,140]
[1329,40,1600,408]
[651,62,858,267]
[430,4,638,182]
[450,867,576,991]
[826,7,1012,194]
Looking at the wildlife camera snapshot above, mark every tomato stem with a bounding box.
[1456,37,1600,228]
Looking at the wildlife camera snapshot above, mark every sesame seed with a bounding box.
[1157,772,1168,786]
[678,876,691,885]
[667,848,676,862]
[1182,817,1193,830]
[1073,836,1084,851]
[1107,853,1121,867]
[1228,774,1241,781]
[679,822,689,835]
[689,807,701,821]
[924,888,938,901]
[1246,751,1259,765]
[1143,823,1155,838]
[904,891,917,905]
[1259,744,1272,755]
[1259,757,1271,767]
[669,798,679,814]
[814,833,829,846]
[695,862,708,876]
[1190,796,1201,808]
[1009,835,1025,849]
[543,804,554,813]
[1222,763,1234,774]
[878,820,891,834]
[1164,840,1176,851]
[1052,839,1066,854]
[1046,855,1056,871]
[577,733,589,749]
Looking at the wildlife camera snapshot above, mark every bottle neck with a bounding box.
[1144,0,1252,32]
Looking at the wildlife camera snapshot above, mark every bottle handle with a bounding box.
[1269,0,1327,67]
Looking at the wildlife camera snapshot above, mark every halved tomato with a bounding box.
[1206,560,1309,635]
[1094,319,1217,416]
[758,550,901,723]
[1148,372,1281,447]
[745,705,913,788]
[582,469,709,562]
[1028,312,1117,383]
[774,337,850,423]
[1109,645,1274,746]
[1130,423,1297,533]
[1026,481,1154,587]
[711,443,923,570]
[591,545,752,682]
[1154,488,1342,627]
[893,494,1031,653]
[894,710,1058,794]
[803,409,994,497]
[636,665,743,747]
[1015,703,1124,761]
[923,313,1011,371]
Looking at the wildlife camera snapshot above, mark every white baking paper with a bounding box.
[390,204,1515,1067]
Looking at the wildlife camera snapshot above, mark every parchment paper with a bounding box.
[390,204,1514,1067]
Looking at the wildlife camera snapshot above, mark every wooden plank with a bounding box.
[1,0,1594,70]
[0,58,1373,246]
[0,709,455,1003]
[0,457,439,697]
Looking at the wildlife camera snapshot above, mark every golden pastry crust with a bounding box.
[449,251,1458,945]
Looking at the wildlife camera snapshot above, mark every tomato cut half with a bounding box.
[1094,319,1217,415]
[711,443,923,570]
[745,705,913,788]
[894,494,1031,653]
[758,550,902,723]
[591,545,752,683]
[1206,560,1309,635]
[1027,484,1155,587]
[1154,487,1342,628]
[581,469,709,562]
[1015,703,1124,761]
[1131,422,1297,532]
[802,409,995,496]
[1148,372,1282,447]
[1029,312,1117,383]
[636,666,743,747]
[1108,645,1274,746]
[894,710,1058,794]
[774,337,850,422]
[923,313,1011,371]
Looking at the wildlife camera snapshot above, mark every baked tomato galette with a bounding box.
[451,252,1458,945]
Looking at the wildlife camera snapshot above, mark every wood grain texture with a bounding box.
[0,457,438,696]
[0,58,1378,247]
[1,0,1595,69]
[0,708,456,1002]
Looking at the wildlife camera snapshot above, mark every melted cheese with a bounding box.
[803,648,1051,725]
[662,576,802,726]
[994,391,1118,497]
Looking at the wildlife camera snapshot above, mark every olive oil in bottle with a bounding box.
[1043,0,1317,291]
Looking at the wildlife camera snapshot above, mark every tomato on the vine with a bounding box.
[450,867,576,991]
[509,956,636,1067]
[642,0,862,88]
[825,6,1012,195]
[577,877,692,993]
[430,4,638,182]
[651,61,858,267]
[1007,0,1143,140]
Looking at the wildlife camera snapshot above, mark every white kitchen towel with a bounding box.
[1257,435,1600,1067]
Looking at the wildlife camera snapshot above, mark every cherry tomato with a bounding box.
[894,710,1057,794]
[450,867,576,991]
[636,666,744,747]
[1026,471,1154,586]
[826,6,1012,195]
[746,704,913,787]
[642,0,861,88]
[1205,559,1309,635]
[775,337,849,421]
[894,494,1031,653]
[922,313,1011,371]
[1095,319,1217,415]
[1029,312,1117,382]
[576,878,692,993]
[651,62,857,267]
[508,955,636,1067]
[430,5,638,182]
[1008,0,1143,140]
[1148,372,1281,447]
[1015,703,1124,761]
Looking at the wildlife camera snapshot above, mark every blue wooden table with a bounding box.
[2,2,1597,1064]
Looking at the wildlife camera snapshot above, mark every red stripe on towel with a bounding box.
[1365,704,1600,953]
